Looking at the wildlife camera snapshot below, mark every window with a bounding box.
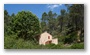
[48,36,50,39]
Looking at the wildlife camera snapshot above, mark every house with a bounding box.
[39,31,58,45]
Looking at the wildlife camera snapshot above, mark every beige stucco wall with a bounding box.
[52,38,58,45]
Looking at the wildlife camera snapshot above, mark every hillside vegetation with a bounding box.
[4,4,84,49]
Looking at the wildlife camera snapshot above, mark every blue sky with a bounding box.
[4,4,67,19]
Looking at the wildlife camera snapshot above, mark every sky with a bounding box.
[4,4,67,19]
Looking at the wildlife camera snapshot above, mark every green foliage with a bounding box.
[4,34,39,49]
[71,43,84,49]
[4,10,41,49]
[4,35,17,49]
[69,4,84,30]
[12,11,41,40]
[64,31,77,44]
[4,10,12,35]
[4,34,83,49]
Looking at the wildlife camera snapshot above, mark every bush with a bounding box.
[4,35,17,49]
[71,43,84,49]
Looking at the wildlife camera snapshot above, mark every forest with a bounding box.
[4,4,84,49]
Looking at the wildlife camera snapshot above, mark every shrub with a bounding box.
[71,43,84,49]
[4,35,17,49]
